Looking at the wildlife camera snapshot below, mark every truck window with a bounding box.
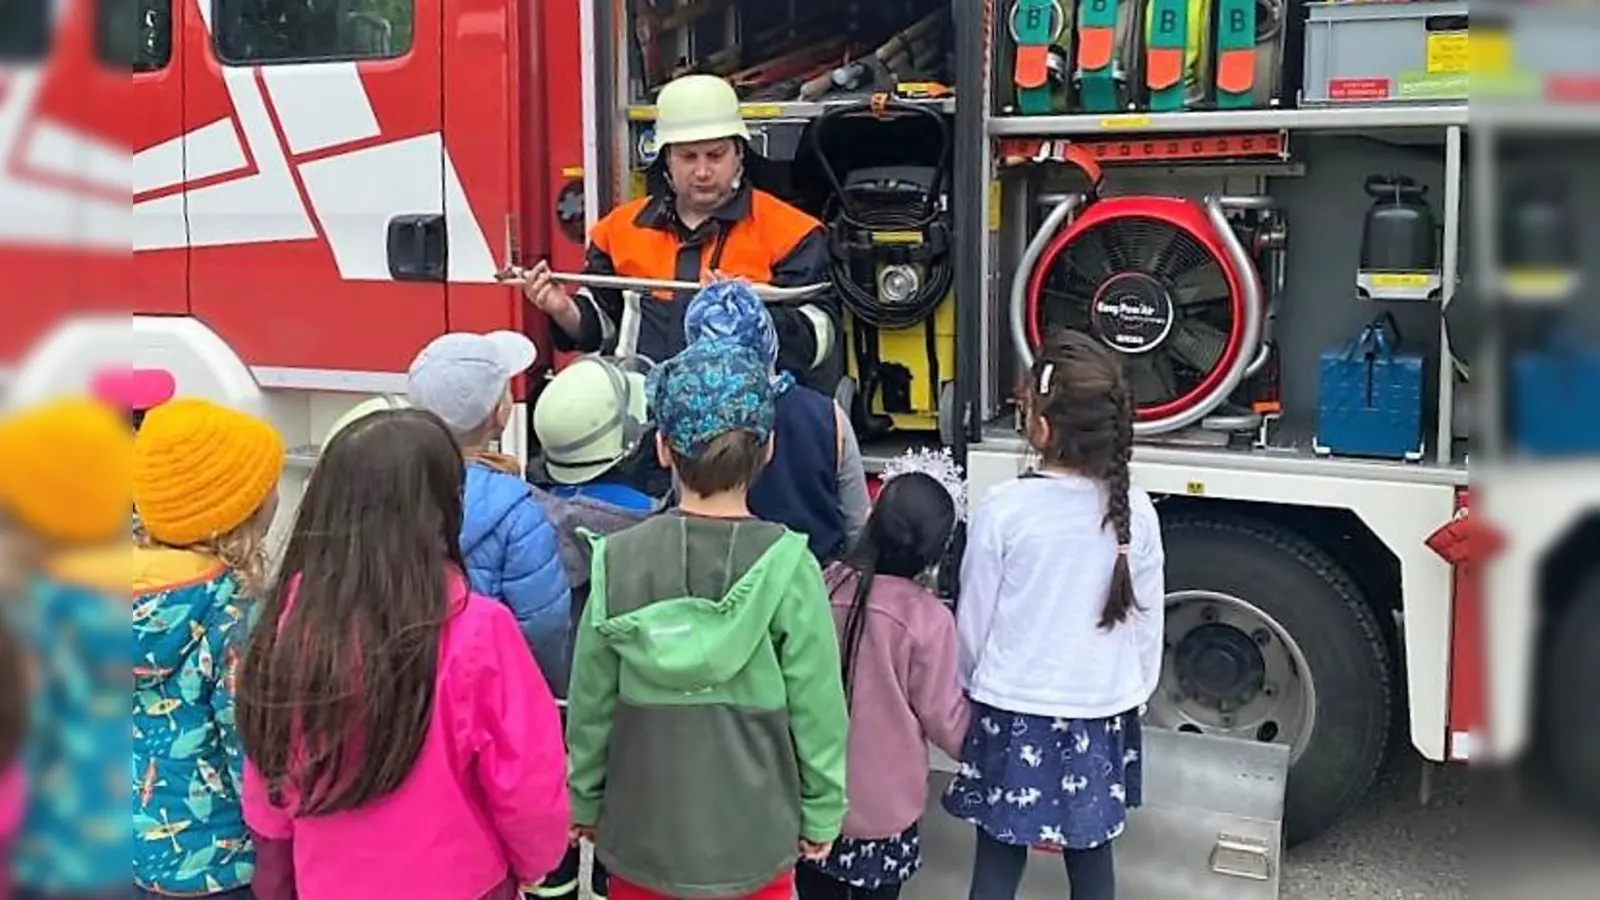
[212,0,415,65]
[100,0,172,71]
[0,0,50,61]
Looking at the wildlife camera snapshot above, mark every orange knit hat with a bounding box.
[133,399,285,546]
[0,398,132,545]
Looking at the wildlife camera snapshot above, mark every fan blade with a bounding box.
[1165,318,1231,374]
[1039,288,1095,331]
[1125,354,1179,406]
[1170,264,1231,307]
[1140,225,1186,276]
[1064,228,1118,284]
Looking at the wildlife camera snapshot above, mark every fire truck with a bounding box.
[6,0,1598,885]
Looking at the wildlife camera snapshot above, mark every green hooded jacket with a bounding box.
[566,515,848,898]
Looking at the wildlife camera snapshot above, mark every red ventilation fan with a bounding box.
[1009,154,1269,436]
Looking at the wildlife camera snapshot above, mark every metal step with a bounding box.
[908,729,1288,900]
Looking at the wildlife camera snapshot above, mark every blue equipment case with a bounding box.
[1315,314,1426,461]
[1511,333,1600,457]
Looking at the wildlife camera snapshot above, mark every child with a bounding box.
[532,354,662,513]
[528,355,664,900]
[566,338,849,900]
[942,330,1165,900]
[0,399,137,900]
[797,467,971,900]
[683,282,870,561]
[237,408,570,900]
[407,330,573,689]
[132,398,286,900]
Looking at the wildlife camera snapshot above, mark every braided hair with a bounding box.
[1024,329,1140,629]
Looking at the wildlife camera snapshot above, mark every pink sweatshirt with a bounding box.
[243,573,570,900]
[0,761,21,837]
[824,564,970,839]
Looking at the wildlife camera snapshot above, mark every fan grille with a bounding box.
[1032,214,1241,412]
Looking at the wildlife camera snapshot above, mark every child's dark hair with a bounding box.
[0,620,25,770]
[237,408,467,817]
[1025,328,1140,630]
[672,431,767,496]
[835,472,956,704]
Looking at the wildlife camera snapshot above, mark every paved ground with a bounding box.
[580,745,1599,898]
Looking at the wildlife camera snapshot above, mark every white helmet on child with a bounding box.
[534,356,650,485]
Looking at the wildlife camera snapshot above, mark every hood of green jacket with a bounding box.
[587,519,810,693]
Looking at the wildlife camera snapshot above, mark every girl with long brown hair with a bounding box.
[941,330,1167,900]
[237,409,569,900]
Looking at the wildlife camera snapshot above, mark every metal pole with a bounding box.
[952,0,991,451]
[1435,125,1463,465]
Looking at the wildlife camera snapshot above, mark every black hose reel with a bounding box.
[810,99,956,440]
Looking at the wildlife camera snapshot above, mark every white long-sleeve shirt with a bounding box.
[957,471,1166,720]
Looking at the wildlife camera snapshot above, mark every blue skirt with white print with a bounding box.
[941,701,1143,851]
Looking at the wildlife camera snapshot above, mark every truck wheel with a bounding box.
[1544,572,1600,817]
[1148,516,1393,846]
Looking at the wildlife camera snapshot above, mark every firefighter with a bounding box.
[519,74,842,393]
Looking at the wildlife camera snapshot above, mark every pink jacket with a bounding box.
[243,573,570,900]
[824,564,970,839]
[0,761,21,837]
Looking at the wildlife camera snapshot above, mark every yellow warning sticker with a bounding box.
[1471,30,1513,75]
[870,231,925,245]
[1099,114,1152,130]
[1426,31,1469,75]
[1369,272,1434,289]
[739,104,785,119]
[987,181,1002,232]
[626,106,656,121]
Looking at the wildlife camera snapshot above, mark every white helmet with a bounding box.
[653,74,750,148]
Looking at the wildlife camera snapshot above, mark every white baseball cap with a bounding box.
[407,331,537,434]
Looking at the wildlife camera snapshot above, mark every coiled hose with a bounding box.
[824,195,954,331]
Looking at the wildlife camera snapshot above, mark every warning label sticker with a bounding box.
[1326,78,1392,101]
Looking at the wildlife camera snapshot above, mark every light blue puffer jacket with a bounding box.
[461,462,573,688]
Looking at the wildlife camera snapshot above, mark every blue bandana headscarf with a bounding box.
[683,281,795,395]
[647,337,775,457]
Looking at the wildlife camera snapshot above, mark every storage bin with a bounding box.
[1301,1,1468,105]
[1511,348,1600,457]
[1315,315,1426,461]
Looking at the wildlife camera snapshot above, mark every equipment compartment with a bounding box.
[1300,1,1468,105]
[626,0,955,106]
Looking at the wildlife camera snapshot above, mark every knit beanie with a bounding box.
[133,399,286,547]
[0,398,132,546]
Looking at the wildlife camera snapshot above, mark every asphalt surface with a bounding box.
[579,746,1598,898]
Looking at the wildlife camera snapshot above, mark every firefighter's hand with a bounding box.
[519,262,582,335]
[519,262,568,312]
[703,269,750,287]
[570,824,596,844]
[798,838,832,861]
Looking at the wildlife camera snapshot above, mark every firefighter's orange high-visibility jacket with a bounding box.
[552,186,840,386]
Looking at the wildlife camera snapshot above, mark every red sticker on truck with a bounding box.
[1327,78,1391,101]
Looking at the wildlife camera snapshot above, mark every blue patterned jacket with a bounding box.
[7,548,131,893]
[132,548,255,894]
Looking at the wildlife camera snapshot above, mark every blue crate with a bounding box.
[1511,347,1600,457]
[1316,316,1425,461]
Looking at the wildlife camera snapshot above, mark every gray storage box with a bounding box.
[1301,1,1469,105]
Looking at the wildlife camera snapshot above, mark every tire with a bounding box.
[1158,516,1394,845]
[1543,572,1600,818]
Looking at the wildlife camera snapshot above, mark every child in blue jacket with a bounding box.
[408,331,573,689]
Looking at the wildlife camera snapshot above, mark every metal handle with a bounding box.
[1132,196,1265,436]
[1007,0,1067,45]
[500,268,831,303]
[1010,194,1083,372]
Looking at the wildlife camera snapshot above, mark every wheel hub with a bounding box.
[1174,622,1267,711]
